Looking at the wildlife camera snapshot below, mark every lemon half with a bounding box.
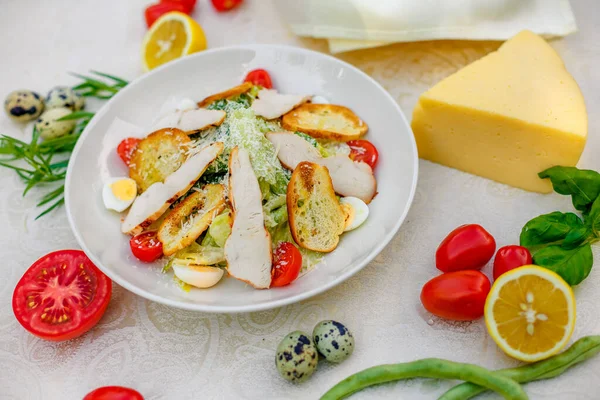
[484,265,576,362]
[142,11,207,71]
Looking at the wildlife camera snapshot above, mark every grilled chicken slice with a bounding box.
[121,142,224,235]
[224,147,272,289]
[251,89,310,120]
[266,132,377,203]
[152,109,226,134]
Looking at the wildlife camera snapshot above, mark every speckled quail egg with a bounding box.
[313,320,354,363]
[4,90,44,122]
[45,86,85,111]
[275,331,318,383]
[35,107,76,139]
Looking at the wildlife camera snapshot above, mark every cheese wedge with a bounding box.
[411,30,587,193]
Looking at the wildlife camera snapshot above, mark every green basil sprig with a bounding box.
[520,166,600,285]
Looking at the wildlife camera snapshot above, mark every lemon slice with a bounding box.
[142,11,207,71]
[485,265,576,362]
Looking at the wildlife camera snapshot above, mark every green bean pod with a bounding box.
[439,335,600,400]
[320,358,528,400]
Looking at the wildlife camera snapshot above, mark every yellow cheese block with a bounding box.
[411,30,587,193]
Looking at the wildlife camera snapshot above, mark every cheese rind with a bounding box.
[411,30,587,193]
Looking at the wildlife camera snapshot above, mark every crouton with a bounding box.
[158,184,226,256]
[281,104,368,141]
[129,128,191,192]
[287,162,345,252]
[197,82,253,108]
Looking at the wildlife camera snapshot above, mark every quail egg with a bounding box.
[35,107,76,139]
[275,331,318,383]
[102,177,137,212]
[4,90,44,122]
[45,86,85,111]
[313,320,354,363]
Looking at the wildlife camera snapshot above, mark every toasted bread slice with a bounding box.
[287,162,345,252]
[281,104,368,141]
[158,184,226,256]
[122,142,224,235]
[129,128,191,192]
[267,132,377,203]
[197,82,253,108]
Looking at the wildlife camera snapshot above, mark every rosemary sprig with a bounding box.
[0,71,128,218]
[71,70,128,99]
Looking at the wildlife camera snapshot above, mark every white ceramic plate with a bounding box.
[65,45,418,313]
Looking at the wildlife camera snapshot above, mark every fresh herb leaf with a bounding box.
[71,71,128,100]
[562,226,590,249]
[532,244,593,286]
[585,195,600,237]
[539,166,600,214]
[520,212,585,253]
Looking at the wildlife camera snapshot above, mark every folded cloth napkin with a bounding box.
[273,0,577,53]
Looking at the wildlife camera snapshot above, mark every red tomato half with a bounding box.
[211,0,243,12]
[244,69,273,89]
[12,250,112,341]
[493,245,532,280]
[347,140,379,169]
[117,137,141,166]
[160,0,196,13]
[145,2,189,28]
[421,270,491,321]
[271,242,302,287]
[436,224,496,273]
[130,231,163,263]
[84,386,144,400]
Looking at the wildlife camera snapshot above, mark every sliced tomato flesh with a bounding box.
[12,250,112,341]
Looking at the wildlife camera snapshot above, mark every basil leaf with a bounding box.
[585,195,600,236]
[520,211,585,252]
[562,226,589,249]
[533,244,593,286]
[539,166,600,213]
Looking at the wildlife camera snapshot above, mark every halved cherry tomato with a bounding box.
[160,0,196,13]
[347,140,379,169]
[271,242,302,287]
[211,0,243,12]
[421,270,490,321]
[244,69,273,89]
[84,386,144,400]
[144,2,189,28]
[493,245,532,280]
[436,224,496,273]
[12,250,112,342]
[117,138,141,166]
[130,231,163,263]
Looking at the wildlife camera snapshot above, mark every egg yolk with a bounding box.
[110,179,137,201]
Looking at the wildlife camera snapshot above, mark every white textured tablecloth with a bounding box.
[1,1,599,399]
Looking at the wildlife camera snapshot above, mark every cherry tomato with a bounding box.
[421,270,491,321]
[117,138,141,166]
[347,140,379,169]
[84,386,144,400]
[12,250,112,342]
[145,2,188,28]
[436,224,496,273]
[271,242,302,287]
[211,0,243,12]
[160,0,196,13]
[130,231,163,263]
[244,69,273,89]
[493,245,532,280]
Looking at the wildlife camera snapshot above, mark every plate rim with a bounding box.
[65,44,419,313]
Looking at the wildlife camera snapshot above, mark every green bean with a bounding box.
[440,335,600,400]
[320,358,528,400]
